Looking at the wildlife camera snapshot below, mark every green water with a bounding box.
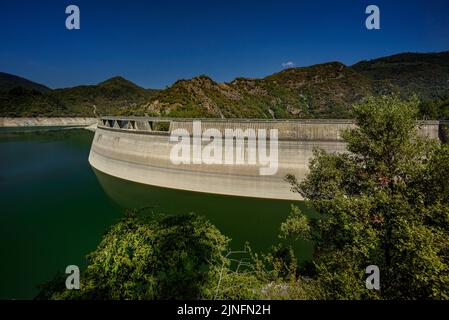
[0,129,311,299]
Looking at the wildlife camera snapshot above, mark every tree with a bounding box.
[284,94,449,299]
[41,211,264,300]
[45,212,229,300]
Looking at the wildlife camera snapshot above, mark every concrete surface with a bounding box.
[89,118,442,200]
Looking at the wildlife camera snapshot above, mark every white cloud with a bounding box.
[282,61,296,68]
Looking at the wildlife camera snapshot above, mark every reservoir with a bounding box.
[0,128,309,299]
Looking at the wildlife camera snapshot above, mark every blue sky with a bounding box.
[0,0,448,89]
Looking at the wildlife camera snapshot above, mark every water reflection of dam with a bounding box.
[89,117,441,200]
[92,168,314,258]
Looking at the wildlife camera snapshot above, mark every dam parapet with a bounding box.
[90,117,443,200]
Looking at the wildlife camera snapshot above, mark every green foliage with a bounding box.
[47,212,230,300]
[285,94,449,299]
[245,243,324,300]
[34,272,67,300]
[152,121,170,132]
[38,210,325,300]
[280,205,311,241]
[40,212,285,300]
[420,95,449,120]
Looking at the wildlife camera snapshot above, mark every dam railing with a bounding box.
[98,116,360,131]
[96,117,445,142]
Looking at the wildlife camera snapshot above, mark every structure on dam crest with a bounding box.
[89,117,442,200]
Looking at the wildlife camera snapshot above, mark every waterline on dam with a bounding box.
[0,129,310,299]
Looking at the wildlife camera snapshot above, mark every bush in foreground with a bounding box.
[41,212,268,300]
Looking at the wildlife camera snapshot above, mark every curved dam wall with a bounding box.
[88,117,441,200]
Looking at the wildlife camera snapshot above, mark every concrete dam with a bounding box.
[88,117,442,200]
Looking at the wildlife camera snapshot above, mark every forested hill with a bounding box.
[352,52,449,101]
[0,72,51,93]
[1,51,448,119]
[0,75,158,117]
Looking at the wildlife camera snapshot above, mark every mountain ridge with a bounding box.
[0,75,158,117]
[0,72,51,93]
[1,51,448,118]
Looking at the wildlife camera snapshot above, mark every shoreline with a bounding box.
[0,117,98,128]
